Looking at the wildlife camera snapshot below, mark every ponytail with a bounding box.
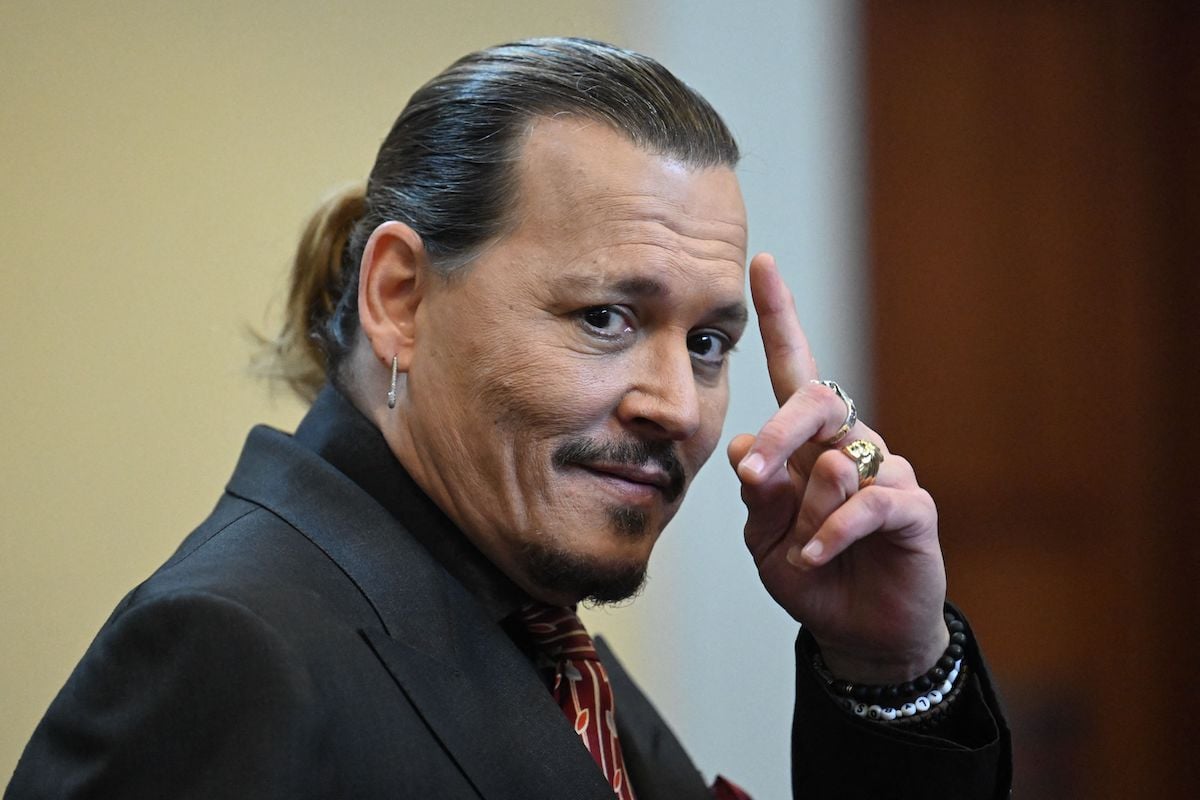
[252,182,366,403]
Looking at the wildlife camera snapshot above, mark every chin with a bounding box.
[518,518,656,606]
[528,556,649,606]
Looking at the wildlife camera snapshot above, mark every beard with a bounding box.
[517,500,656,605]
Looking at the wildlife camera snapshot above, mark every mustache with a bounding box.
[552,437,687,502]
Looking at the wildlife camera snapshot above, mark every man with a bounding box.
[7,38,1010,798]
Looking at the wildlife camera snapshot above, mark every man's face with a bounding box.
[397,118,748,605]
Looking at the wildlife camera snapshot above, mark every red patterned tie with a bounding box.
[520,604,637,800]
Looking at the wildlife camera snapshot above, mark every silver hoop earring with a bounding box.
[387,355,398,409]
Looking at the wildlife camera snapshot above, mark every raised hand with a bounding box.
[728,253,948,683]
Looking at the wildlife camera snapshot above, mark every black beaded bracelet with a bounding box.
[869,660,967,730]
[811,609,969,714]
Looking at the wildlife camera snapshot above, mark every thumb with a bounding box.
[727,433,755,470]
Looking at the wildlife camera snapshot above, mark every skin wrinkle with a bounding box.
[534,210,745,264]
[594,206,745,244]
[564,239,745,272]
[592,199,746,248]
[388,117,747,605]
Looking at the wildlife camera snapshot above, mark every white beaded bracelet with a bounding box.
[810,609,971,728]
[845,659,962,722]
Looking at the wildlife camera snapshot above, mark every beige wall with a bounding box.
[0,1,622,780]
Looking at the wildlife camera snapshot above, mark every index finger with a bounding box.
[750,252,819,405]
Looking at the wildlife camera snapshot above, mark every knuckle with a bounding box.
[812,449,855,488]
[804,383,852,426]
[788,387,832,425]
[773,341,802,361]
[886,454,917,485]
[915,487,938,516]
[805,381,834,405]
[857,485,892,517]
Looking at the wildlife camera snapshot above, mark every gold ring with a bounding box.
[811,379,857,446]
[841,439,884,488]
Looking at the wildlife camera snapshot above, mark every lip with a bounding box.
[575,463,672,503]
[581,462,671,489]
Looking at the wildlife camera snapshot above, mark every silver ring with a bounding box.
[811,379,857,446]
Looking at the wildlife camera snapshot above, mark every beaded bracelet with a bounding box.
[811,609,969,727]
[844,658,964,726]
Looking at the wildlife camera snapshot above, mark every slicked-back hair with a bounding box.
[261,38,739,400]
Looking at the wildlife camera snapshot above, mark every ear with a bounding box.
[357,221,429,371]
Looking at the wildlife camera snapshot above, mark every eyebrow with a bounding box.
[557,273,666,297]
[711,301,750,328]
[556,273,749,327]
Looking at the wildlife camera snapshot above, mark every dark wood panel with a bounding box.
[864,2,1199,797]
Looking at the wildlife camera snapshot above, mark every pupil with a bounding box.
[587,308,611,327]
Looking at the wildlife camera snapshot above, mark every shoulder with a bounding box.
[11,502,407,798]
[8,427,466,798]
[8,583,339,798]
[118,493,383,653]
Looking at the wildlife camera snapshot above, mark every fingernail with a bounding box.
[740,453,764,477]
[788,542,822,568]
[800,539,823,563]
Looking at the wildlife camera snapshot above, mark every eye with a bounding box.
[687,330,734,366]
[579,306,634,338]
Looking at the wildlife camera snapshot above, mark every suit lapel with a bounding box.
[361,599,616,800]
[226,427,615,800]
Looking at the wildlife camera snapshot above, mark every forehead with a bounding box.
[495,117,748,294]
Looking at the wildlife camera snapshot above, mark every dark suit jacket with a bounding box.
[7,390,1010,799]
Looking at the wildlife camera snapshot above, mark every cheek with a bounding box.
[689,383,730,463]
[466,340,605,437]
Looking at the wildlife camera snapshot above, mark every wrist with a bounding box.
[809,608,971,726]
[815,623,950,685]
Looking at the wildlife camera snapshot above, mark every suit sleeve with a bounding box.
[790,609,1012,799]
[6,590,333,800]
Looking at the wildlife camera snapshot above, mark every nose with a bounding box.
[616,337,702,441]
